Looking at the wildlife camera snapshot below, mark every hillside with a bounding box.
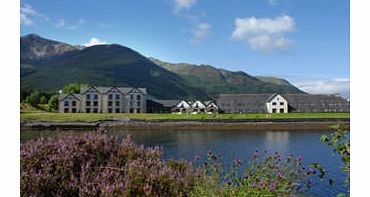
[20,35,208,99]
[20,34,304,99]
[149,58,304,97]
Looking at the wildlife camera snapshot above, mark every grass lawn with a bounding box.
[20,112,350,123]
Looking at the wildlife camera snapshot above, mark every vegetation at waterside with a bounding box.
[21,132,321,196]
[20,111,350,123]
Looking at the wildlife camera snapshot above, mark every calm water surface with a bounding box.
[21,129,349,197]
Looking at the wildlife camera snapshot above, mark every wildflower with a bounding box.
[235,158,242,165]
[308,179,314,185]
[194,155,200,161]
[276,172,282,178]
[269,182,276,191]
[251,182,256,188]
[259,181,265,187]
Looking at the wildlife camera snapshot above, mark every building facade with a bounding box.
[171,100,219,114]
[217,93,349,114]
[59,86,147,113]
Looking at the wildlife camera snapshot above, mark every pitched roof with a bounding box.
[59,93,82,101]
[80,86,147,94]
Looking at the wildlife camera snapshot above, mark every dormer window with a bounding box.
[272,102,277,106]
[115,94,120,100]
[130,94,134,100]
[93,94,98,100]
[64,101,69,107]
[279,102,284,105]
[86,94,90,100]
[137,95,141,100]
[108,94,113,100]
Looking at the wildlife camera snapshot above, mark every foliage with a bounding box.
[39,96,48,104]
[47,95,59,111]
[21,133,195,196]
[63,83,90,94]
[191,150,319,196]
[25,90,41,106]
[320,127,350,196]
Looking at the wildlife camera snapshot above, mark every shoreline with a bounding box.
[20,118,350,131]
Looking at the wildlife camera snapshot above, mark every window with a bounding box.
[86,108,91,113]
[108,101,113,107]
[72,108,77,113]
[72,101,76,106]
[272,109,276,113]
[130,101,133,107]
[108,108,112,113]
[280,108,284,113]
[115,108,120,113]
[93,108,98,113]
[115,94,120,100]
[86,94,90,100]
[272,102,277,106]
[108,94,113,100]
[279,102,284,106]
[93,101,98,106]
[137,95,141,100]
[115,101,120,106]
[64,108,69,113]
[137,101,141,107]
[129,108,134,113]
[137,109,141,113]
[130,94,134,100]
[93,94,98,100]
[64,100,69,107]
[86,101,91,106]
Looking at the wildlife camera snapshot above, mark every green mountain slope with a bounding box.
[149,58,305,97]
[20,34,304,99]
[21,35,208,99]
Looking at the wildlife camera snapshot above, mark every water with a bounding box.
[21,128,349,196]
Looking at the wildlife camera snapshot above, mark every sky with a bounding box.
[20,0,350,98]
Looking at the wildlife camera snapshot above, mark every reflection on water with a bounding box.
[265,131,289,154]
[21,128,348,197]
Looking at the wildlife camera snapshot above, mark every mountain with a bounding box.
[20,34,304,99]
[21,34,208,99]
[21,34,82,61]
[149,58,304,97]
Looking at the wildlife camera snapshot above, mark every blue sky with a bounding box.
[20,0,350,98]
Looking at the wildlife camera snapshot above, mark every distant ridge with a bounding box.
[20,34,305,99]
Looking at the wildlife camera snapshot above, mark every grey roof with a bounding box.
[282,94,350,112]
[59,93,82,101]
[80,86,147,94]
[217,93,350,113]
[218,94,272,112]
[150,99,178,107]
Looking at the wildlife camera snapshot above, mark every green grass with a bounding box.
[20,112,350,123]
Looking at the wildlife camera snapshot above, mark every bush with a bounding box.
[191,149,318,196]
[20,133,195,196]
[47,95,59,111]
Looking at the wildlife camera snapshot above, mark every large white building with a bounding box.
[59,86,147,113]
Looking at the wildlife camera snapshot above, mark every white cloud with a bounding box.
[293,78,350,99]
[20,4,36,26]
[174,0,197,12]
[56,19,65,28]
[84,37,108,47]
[231,15,295,52]
[190,22,210,43]
[268,0,277,5]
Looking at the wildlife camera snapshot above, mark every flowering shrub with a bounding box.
[20,133,194,196]
[191,149,318,196]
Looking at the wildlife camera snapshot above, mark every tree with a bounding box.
[26,90,41,106]
[48,95,59,111]
[63,83,90,94]
[40,96,48,104]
